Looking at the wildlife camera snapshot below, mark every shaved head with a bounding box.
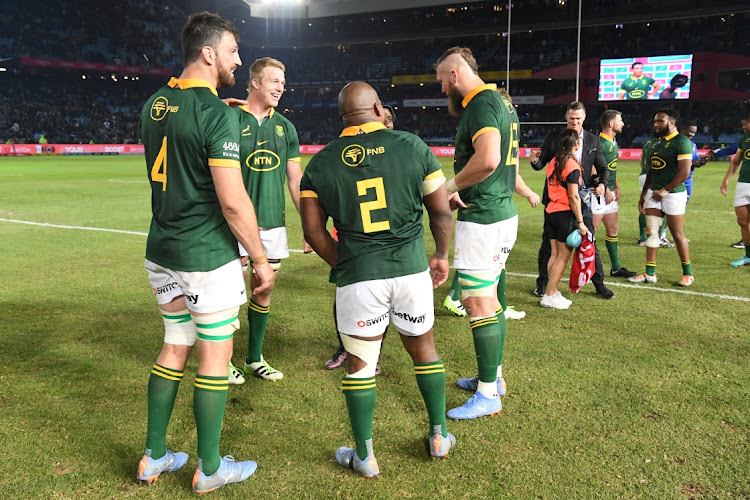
[338,81,383,126]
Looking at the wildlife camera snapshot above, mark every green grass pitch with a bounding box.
[0,154,748,498]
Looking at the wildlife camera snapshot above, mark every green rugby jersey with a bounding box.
[300,122,444,287]
[599,132,618,190]
[640,137,657,176]
[645,131,693,192]
[235,106,300,228]
[140,77,241,272]
[738,133,750,184]
[620,76,656,100]
[453,84,518,224]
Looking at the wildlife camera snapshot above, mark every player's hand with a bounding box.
[302,238,313,254]
[577,221,588,237]
[526,191,540,207]
[428,255,449,289]
[651,190,663,202]
[251,261,276,295]
[705,150,715,160]
[604,189,614,204]
[638,197,646,214]
[613,185,621,201]
[593,184,605,197]
[448,192,465,211]
[529,149,541,163]
[222,98,248,108]
[698,155,709,167]
[720,181,728,197]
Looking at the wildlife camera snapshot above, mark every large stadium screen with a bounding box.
[598,54,693,101]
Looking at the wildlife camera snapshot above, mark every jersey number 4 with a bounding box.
[150,136,167,191]
[357,177,390,233]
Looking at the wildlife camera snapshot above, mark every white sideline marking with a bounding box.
[108,179,145,183]
[2,217,747,301]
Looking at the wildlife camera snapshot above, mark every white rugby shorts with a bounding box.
[734,182,750,208]
[591,195,618,215]
[453,215,518,272]
[644,189,688,216]
[335,270,434,338]
[145,258,247,314]
[238,226,290,260]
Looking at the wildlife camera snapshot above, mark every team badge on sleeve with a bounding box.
[276,125,284,137]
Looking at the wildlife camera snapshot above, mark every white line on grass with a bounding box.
[3,217,748,302]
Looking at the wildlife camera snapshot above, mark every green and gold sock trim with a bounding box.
[248,300,270,314]
[646,261,656,276]
[194,375,228,392]
[681,260,692,275]
[341,376,376,391]
[470,316,499,329]
[605,235,618,243]
[162,312,191,323]
[494,307,503,316]
[151,364,184,381]
[414,361,445,375]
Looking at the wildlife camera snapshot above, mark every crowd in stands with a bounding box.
[0,0,182,69]
[1,0,748,147]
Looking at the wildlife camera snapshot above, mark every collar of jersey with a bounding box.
[168,77,217,96]
[238,105,274,120]
[462,83,497,108]
[340,121,386,137]
[665,130,679,141]
[599,132,614,142]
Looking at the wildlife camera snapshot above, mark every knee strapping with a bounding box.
[162,308,197,346]
[340,334,382,379]
[193,306,240,342]
[458,271,500,300]
[645,215,662,248]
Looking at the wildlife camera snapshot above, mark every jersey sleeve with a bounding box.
[300,157,318,198]
[676,136,693,161]
[205,105,241,168]
[287,122,301,162]
[465,96,501,144]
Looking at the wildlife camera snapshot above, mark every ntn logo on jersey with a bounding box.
[650,156,667,169]
[247,149,281,171]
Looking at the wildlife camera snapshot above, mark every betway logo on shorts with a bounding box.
[153,282,179,295]
[391,309,426,324]
[356,311,388,328]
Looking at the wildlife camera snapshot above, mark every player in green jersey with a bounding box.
[137,12,274,494]
[224,57,306,384]
[619,62,659,100]
[301,81,455,477]
[630,108,694,287]
[592,110,636,278]
[720,114,750,267]
[435,47,539,420]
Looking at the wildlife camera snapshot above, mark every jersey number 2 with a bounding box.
[357,177,390,233]
[150,136,167,191]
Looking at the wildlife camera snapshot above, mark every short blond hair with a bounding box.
[248,57,285,89]
[433,47,479,74]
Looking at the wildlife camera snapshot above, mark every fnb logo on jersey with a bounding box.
[150,96,179,121]
[390,309,426,324]
[342,144,366,167]
[650,156,667,169]
[247,150,281,172]
[356,311,388,328]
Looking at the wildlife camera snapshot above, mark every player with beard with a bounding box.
[226,57,308,385]
[720,113,750,267]
[435,47,536,419]
[630,108,694,286]
[593,110,636,278]
[138,12,274,493]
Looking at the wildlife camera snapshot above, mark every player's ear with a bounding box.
[201,45,215,65]
[374,102,384,120]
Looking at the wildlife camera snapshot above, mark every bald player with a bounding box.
[301,82,456,477]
